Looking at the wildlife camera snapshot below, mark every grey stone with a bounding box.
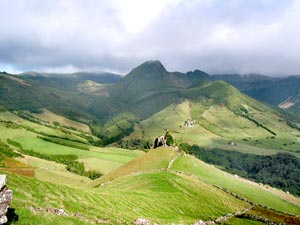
[0,176,5,190]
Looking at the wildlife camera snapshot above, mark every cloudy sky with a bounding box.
[0,0,300,75]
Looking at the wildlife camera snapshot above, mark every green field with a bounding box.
[1,125,299,225]
[0,111,143,187]
[130,100,300,156]
[31,109,91,134]
[1,79,300,225]
[170,153,300,215]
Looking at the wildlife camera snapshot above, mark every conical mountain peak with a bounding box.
[128,60,168,78]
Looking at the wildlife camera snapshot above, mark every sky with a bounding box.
[0,0,300,75]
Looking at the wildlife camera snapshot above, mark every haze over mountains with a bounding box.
[1,59,300,224]
[4,59,300,115]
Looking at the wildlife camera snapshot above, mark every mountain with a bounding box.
[2,61,300,146]
[1,61,300,224]
[212,74,300,113]
[110,60,209,102]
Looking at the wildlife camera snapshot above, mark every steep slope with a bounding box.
[129,80,300,155]
[0,72,123,123]
[170,153,300,215]
[110,60,209,102]
[212,74,300,114]
[90,148,299,224]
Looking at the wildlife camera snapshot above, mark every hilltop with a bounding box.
[1,60,300,224]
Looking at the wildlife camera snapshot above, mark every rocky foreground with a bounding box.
[0,175,13,224]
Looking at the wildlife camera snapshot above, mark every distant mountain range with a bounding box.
[1,60,300,145]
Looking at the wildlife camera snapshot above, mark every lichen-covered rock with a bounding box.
[0,175,13,225]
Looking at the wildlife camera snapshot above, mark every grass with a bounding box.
[130,100,220,146]
[13,136,139,161]
[130,99,300,157]
[17,156,91,187]
[31,109,91,134]
[100,171,249,224]
[0,157,35,177]
[3,143,299,224]
[91,147,175,186]
[77,157,122,175]
[4,170,249,225]
[13,136,142,177]
[1,84,300,224]
[170,153,300,215]
[0,112,89,143]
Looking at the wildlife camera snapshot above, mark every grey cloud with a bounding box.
[0,0,300,75]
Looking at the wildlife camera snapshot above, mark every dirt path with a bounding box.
[167,150,180,171]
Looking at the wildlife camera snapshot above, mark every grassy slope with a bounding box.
[100,171,248,224]
[130,98,300,156]
[3,148,300,224]
[90,147,175,186]
[0,111,88,143]
[31,109,91,134]
[171,153,300,215]
[5,170,249,225]
[0,111,142,186]
[17,156,91,187]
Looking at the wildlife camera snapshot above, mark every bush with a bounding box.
[117,139,152,150]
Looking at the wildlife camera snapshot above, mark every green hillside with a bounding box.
[1,112,299,224]
[6,147,299,224]
[1,61,300,224]
[0,110,142,186]
[130,87,300,155]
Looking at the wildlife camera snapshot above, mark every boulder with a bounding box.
[0,175,13,224]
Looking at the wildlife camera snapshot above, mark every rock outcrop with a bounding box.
[0,175,13,224]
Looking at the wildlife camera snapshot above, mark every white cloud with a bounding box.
[0,0,299,75]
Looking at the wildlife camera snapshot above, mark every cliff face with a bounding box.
[0,175,13,224]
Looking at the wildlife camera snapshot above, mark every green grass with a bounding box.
[170,153,300,215]
[4,170,249,225]
[13,136,137,160]
[77,157,122,175]
[17,156,91,187]
[130,99,300,157]
[100,171,249,224]
[31,108,91,134]
[0,112,89,143]
[13,136,142,176]
[91,147,175,186]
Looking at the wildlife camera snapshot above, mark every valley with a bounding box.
[0,61,300,224]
